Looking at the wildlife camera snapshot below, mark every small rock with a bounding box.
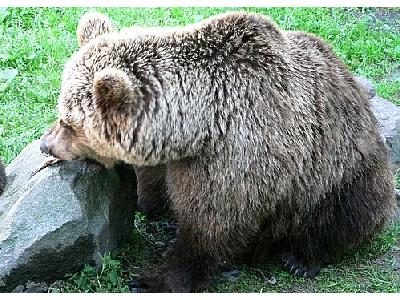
[319,267,329,273]
[355,76,376,99]
[393,261,400,275]
[12,281,48,293]
[154,241,165,247]
[12,285,25,293]
[266,276,277,285]
[221,270,241,282]
[395,189,400,203]
[25,281,48,293]
[48,280,66,293]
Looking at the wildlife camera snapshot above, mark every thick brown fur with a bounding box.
[0,159,6,196]
[134,165,169,218]
[41,12,396,292]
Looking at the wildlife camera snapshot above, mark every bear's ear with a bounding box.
[93,68,135,107]
[77,12,114,46]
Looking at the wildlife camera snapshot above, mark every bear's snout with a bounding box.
[40,138,53,157]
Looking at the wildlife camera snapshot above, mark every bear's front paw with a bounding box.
[129,266,191,293]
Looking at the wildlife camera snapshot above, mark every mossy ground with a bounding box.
[0,7,399,293]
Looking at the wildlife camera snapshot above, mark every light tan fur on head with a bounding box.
[41,119,117,168]
[76,12,114,46]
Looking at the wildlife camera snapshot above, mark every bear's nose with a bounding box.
[40,140,52,156]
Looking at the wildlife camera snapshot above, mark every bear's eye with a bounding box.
[59,119,75,132]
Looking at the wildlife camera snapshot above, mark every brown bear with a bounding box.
[0,159,6,196]
[40,12,396,292]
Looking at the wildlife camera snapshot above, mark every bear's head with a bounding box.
[40,12,140,168]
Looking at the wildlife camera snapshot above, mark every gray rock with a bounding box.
[221,270,241,282]
[320,267,329,273]
[0,159,6,196]
[12,281,48,293]
[266,276,277,285]
[154,241,165,248]
[393,207,400,221]
[355,76,376,99]
[0,140,137,292]
[355,76,400,168]
[395,189,400,203]
[370,95,400,168]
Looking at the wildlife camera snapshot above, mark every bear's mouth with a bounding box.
[32,154,105,177]
[41,150,80,161]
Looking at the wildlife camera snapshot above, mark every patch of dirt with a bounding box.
[281,279,318,293]
[351,8,400,31]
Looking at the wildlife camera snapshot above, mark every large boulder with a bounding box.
[355,76,376,99]
[0,140,137,292]
[356,76,400,169]
[370,96,400,168]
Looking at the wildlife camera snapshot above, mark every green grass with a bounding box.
[51,255,130,293]
[1,7,399,293]
[224,220,400,293]
[48,213,400,293]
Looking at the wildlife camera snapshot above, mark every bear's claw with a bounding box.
[281,255,320,278]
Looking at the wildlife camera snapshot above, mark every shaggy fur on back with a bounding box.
[41,12,396,292]
[0,160,6,196]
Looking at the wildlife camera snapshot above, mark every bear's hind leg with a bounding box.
[130,225,223,292]
[285,164,395,278]
[131,191,260,292]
